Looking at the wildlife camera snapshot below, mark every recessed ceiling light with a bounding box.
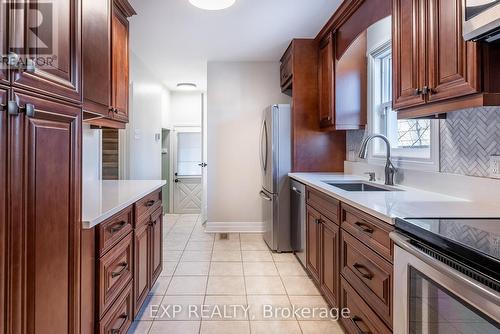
[189,0,236,10]
[176,83,198,91]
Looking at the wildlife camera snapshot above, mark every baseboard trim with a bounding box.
[205,221,265,233]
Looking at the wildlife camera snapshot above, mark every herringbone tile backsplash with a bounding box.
[346,107,500,178]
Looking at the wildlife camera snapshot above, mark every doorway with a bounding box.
[172,127,203,214]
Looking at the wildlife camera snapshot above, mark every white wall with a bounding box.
[169,91,203,127]
[82,124,101,182]
[207,62,290,225]
[128,52,170,180]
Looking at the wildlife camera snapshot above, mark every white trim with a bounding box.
[205,221,265,233]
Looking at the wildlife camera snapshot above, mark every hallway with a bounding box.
[128,214,345,334]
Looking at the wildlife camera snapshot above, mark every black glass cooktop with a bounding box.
[395,218,500,281]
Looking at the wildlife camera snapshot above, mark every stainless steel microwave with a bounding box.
[463,0,500,41]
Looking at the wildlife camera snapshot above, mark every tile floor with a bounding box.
[128,214,345,334]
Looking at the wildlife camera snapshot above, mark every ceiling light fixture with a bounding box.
[189,0,236,11]
[176,83,198,91]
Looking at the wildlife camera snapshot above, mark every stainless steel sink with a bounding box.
[323,181,402,192]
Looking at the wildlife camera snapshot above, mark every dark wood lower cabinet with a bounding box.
[320,219,339,307]
[81,189,162,333]
[134,222,150,315]
[303,186,394,333]
[340,277,391,334]
[306,205,321,283]
[7,90,81,334]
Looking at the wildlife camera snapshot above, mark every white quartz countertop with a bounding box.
[289,173,500,224]
[82,180,166,229]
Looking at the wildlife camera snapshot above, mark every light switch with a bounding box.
[489,155,500,179]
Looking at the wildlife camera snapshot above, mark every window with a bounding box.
[176,131,202,176]
[368,41,439,170]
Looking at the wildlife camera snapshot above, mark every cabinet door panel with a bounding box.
[11,0,81,102]
[150,209,163,286]
[427,0,479,102]
[320,221,339,307]
[0,86,8,334]
[134,223,150,315]
[306,206,321,283]
[393,0,426,110]
[8,90,80,334]
[111,6,129,122]
[83,0,111,116]
[0,3,8,83]
[318,34,335,128]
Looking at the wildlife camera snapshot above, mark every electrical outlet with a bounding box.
[489,155,500,179]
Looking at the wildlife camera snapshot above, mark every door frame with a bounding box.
[171,125,202,214]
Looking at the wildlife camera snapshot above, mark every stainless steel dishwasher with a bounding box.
[290,179,306,267]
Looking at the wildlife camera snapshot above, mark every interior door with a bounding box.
[8,89,81,334]
[10,0,81,102]
[173,127,202,214]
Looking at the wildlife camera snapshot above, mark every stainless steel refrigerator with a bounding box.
[259,104,292,252]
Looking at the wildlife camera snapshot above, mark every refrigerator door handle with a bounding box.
[259,191,272,201]
[260,119,268,172]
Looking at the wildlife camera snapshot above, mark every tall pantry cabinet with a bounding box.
[1,0,81,333]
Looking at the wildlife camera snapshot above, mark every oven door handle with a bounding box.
[390,232,500,306]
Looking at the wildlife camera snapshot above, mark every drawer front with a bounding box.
[341,204,393,261]
[98,206,133,257]
[340,277,391,334]
[306,187,340,224]
[98,233,133,318]
[135,189,162,225]
[99,282,133,334]
[341,231,392,327]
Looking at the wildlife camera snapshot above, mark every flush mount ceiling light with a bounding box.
[189,0,236,10]
[177,83,198,91]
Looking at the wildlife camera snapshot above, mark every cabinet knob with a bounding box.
[0,103,6,111]
[25,58,36,73]
[7,101,35,117]
[7,52,20,68]
[414,88,422,96]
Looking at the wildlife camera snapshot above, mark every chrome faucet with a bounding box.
[358,134,397,186]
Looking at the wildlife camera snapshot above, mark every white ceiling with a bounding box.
[129,0,342,91]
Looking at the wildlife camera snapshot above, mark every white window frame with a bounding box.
[367,40,440,172]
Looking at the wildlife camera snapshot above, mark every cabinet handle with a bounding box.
[414,88,422,96]
[25,58,36,73]
[110,313,128,334]
[353,263,374,280]
[7,101,35,117]
[111,262,128,278]
[0,103,6,111]
[354,222,374,234]
[315,218,322,225]
[422,86,429,95]
[109,221,127,234]
[7,52,20,68]
[352,316,371,334]
[145,200,155,207]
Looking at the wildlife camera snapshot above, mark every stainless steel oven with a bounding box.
[391,230,500,334]
[463,0,500,41]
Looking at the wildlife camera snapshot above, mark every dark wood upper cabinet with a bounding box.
[318,33,335,129]
[392,0,426,110]
[8,89,81,334]
[10,0,81,103]
[427,0,480,103]
[0,4,8,84]
[82,0,111,116]
[83,0,135,126]
[393,0,500,118]
[111,3,131,123]
[0,86,7,334]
